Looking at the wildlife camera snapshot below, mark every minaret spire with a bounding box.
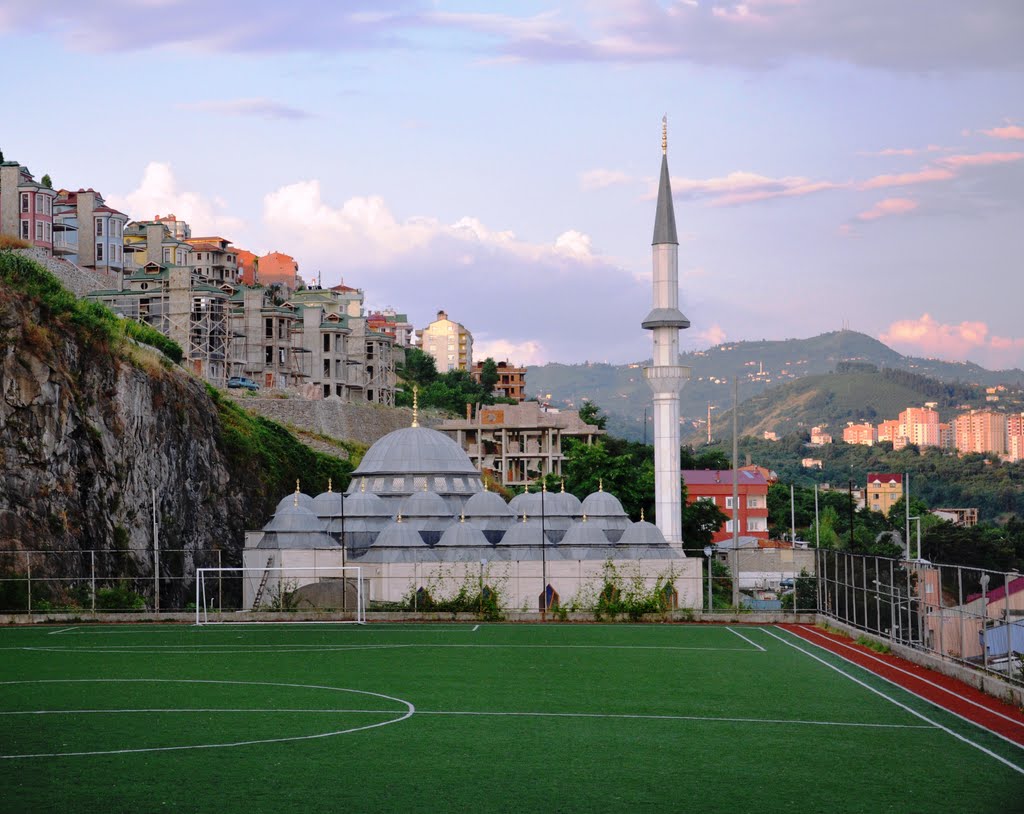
[643,116,691,547]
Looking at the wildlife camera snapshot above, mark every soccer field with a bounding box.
[1,623,1021,812]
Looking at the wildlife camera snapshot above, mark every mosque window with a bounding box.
[434,477,446,491]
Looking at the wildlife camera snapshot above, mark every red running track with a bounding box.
[779,623,1024,747]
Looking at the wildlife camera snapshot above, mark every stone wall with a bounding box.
[14,248,115,297]
[222,392,444,447]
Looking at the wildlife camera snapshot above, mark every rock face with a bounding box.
[1,281,264,605]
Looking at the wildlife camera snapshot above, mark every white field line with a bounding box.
[726,627,766,652]
[46,627,78,635]
[0,679,414,760]
[798,625,1024,734]
[763,627,1024,777]
[0,706,934,731]
[4,642,761,655]
[472,625,480,632]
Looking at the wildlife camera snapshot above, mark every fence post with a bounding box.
[957,566,964,663]
[862,557,869,633]
[90,550,96,613]
[217,550,223,615]
[1004,573,1014,682]
[26,551,32,615]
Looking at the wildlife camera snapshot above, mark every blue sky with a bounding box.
[2,1,1022,369]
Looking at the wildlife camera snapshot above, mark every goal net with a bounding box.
[195,566,366,624]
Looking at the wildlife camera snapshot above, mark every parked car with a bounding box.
[227,376,260,391]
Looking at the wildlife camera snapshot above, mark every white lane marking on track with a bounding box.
[726,627,766,652]
[0,679,414,760]
[764,627,1024,776]
[798,625,1024,733]
[46,627,78,636]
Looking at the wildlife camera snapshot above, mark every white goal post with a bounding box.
[195,566,366,625]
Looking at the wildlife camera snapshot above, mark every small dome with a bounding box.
[275,492,314,513]
[561,518,612,546]
[311,491,344,518]
[581,490,627,518]
[547,489,583,517]
[398,490,453,519]
[354,426,480,476]
[617,520,668,546]
[508,491,541,517]
[344,490,393,518]
[464,491,513,518]
[436,521,491,548]
[372,520,431,548]
[262,503,326,534]
[498,518,547,546]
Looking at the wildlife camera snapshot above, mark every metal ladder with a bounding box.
[252,557,275,608]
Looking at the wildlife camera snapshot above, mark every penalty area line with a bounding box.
[726,627,766,652]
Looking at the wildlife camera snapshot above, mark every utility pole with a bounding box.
[152,487,160,613]
[731,377,740,608]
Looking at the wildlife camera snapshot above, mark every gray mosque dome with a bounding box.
[344,487,393,518]
[371,519,432,549]
[436,520,491,548]
[464,490,513,518]
[508,491,541,518]
[258,501,336,549]
[498,518,549,547]
[311,490,344,518]
[354,426,480,476]
[581,489,627,518]
[561,517,612,546]
[262,501,326,534]
[617,519,668,547]
[398,489,453,520]
[275,491,314,513]
[548,488,583,518]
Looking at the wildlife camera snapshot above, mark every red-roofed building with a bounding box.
[260,251,299,289]
[866,473,902,515]
[235,249,259,285]
[682,469,769,543]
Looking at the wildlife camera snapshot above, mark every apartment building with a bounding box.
[418,309,473,372]
[367,308,413,347]
[809,426,832,445]
[154,213,191,240]
[0,161,55,253]
[953,410,1007,455]
[52,188,128,279]
[258,251,300,290]
[440,402,602,488]
[899,406,940,448]
[842,422,877,446]
[682,469,770,543]
[472,360,527,402]
[866,473,903,515]
[186,237,238,286]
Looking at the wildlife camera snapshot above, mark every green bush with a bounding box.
[95,581,146,611]
[123,319,184,363]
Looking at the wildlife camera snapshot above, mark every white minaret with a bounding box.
[643,117,691,546]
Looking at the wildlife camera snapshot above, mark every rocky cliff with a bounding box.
[0,252,351,607]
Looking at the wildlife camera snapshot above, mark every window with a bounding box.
[95,218,103,237]
[725,496,736,510]
[697,495,715,504]
[20,220,29,239]
[323,334,330,352]
[20,193,29,213]
[323,359,330,376]
[323,384,330,398]
[265,346,273,364]
[96,243,104,261]
[163,248,171,262]
[265,318,273,339]
[35,193,46,212]
[44,222,51,242]
[279,348,286,364]
[35,221,43,241]
[747,518,767,532]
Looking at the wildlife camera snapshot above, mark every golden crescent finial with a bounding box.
[360,477,366,493]
[542,480,547,493]
[460,511,465,523]
[662,115,667,155]
[582,513,588,523]
[561,478,565,493]
[640,507,645,522]
[522,510,528,522]
[411,385,419,428]
[295,479,300,493]
[397,512,403,523]
[598,478,603,492]
[328,477,332,493]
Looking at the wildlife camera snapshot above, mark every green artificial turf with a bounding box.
[0,623,1020,813]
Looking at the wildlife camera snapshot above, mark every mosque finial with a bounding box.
[294,479,300,507]
[598,478,604,492]
[423,479,429,492]
[460,511,466,523]
[397,512,403,523]
[328,478,333,493]
[561,478,565,493]
[360,477,366,493]
[411,385,419,428]
[522,510,528,522]
[662,115,667,155]
[582,513,588,523]
[541,479,547,493]
[640,508,645,522]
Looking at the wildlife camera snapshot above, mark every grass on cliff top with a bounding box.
[0,249,183,364]
[206,384,355,499]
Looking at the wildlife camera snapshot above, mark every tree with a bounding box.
[682,492,729,549]
[397,347,438,388]
[41,174,52,189]
[578,400,607,430]
[478,357,498,400]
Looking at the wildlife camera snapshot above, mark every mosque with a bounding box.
[241,121,701,612]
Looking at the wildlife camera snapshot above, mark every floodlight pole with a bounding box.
[540,480,548,616]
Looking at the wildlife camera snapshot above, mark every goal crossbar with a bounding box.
[195,566,366,625]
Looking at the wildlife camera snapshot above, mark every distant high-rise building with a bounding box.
[953,410,1007,455]
[154,213,191,240]
[417,309,473,372]
[899,407,940,448]
[843,422,877,446]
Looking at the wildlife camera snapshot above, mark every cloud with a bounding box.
[580,169,633,191]
[695,323,727,347]
[665,171,840,206]
[107,162,244,235]
[262,180,648,363]
[935,151,1024,169]
[980,125,1024,140]
[859,168,954,189]
[472,338,547,366]
[858,145,947,157]
[176,98,313,120]
[880,314,1024,369]
[7,1,1022,72]
[856,197,918,221]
